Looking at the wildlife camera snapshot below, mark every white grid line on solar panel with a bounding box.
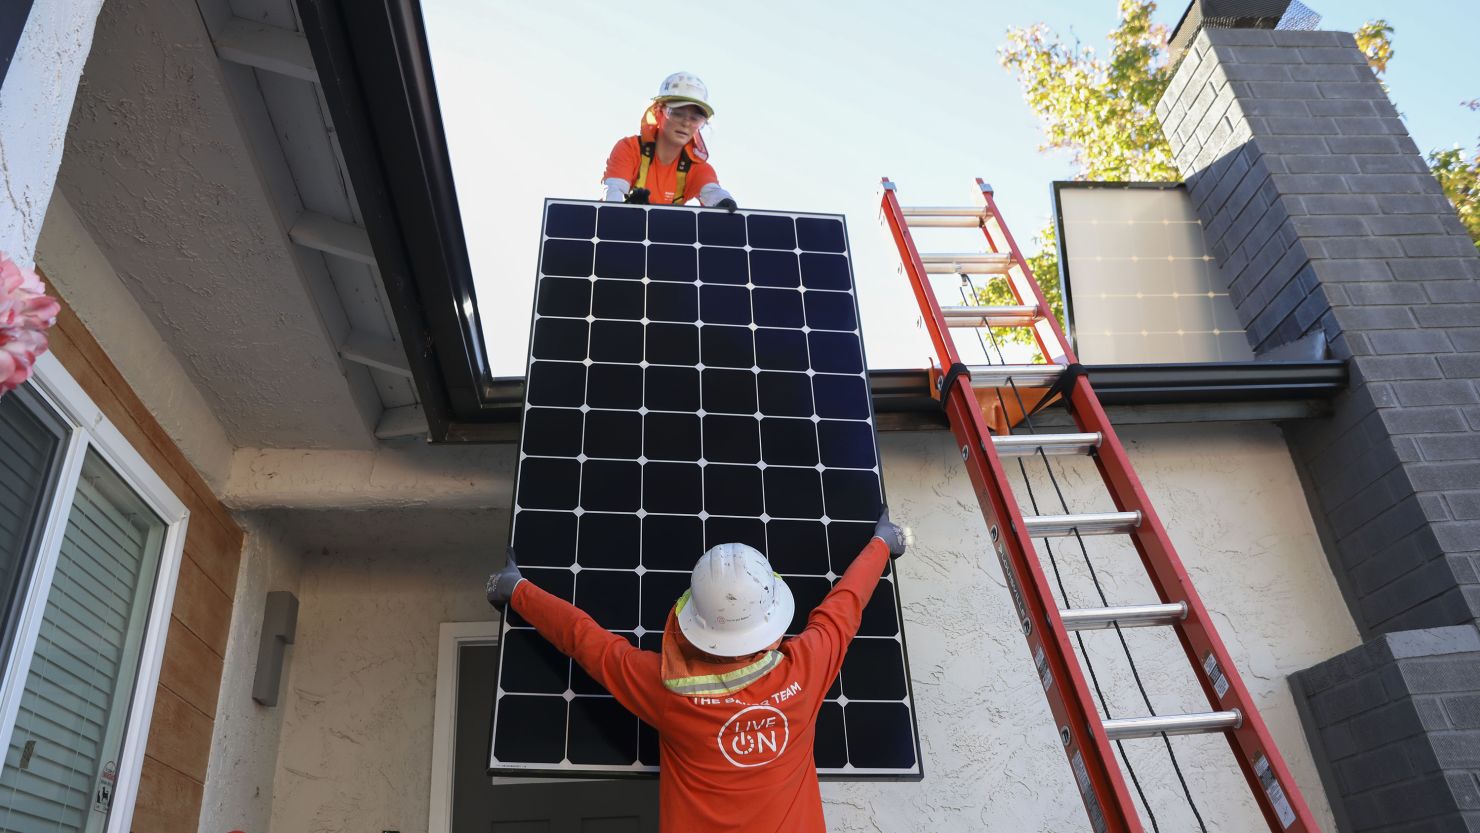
[517,401,873,422]
[521,358,867,375]
[540,202,852,244]
[497,693,908,704]
[491,563,896,580]
[516,452,879,475]
[525,329,862,372]
[529,287,858,335]
[508,499,881,521]
[528,315,860,338]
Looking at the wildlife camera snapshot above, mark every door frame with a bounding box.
[0,352,189,830]
[429,620,500,833]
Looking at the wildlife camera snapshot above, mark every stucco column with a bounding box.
[0,0,106,263]
[1158,28,1480,832]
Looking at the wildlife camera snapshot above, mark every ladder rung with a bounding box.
[920,252,1014,274]
[902,206,986,228]
[992,433,1102,458]
[941,305,1041,328]
[1022,511,1141,538]
[903,206,986,216]
[1103,710,1242,741]
[907,216,984,228]
[1059,602,1188,631]
[965,363,1063,388]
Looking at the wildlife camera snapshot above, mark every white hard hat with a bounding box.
[676,543,794,657]
[655,71,714,118]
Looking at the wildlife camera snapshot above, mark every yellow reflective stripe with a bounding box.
[674,589,691,615]
[663,650,783,696]
[636,146,653,190]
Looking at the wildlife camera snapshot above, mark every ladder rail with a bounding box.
[881,179,1139,833]
[1069,377,1321,832]
[974,180,1072,365]
[972,178,1318,833]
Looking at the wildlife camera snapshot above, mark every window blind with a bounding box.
[0,389,67,674]
[0,450,164,832]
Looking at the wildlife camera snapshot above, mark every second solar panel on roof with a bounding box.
[492,200,921,778]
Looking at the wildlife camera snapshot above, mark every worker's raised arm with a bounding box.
[786,510,906,698]
[490,553,667,727]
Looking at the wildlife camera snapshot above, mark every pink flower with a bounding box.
[0,252,59,396]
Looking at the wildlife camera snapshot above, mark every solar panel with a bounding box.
[489,199,921,779]
[1056,183,1253,364]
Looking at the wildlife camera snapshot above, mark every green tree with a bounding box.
[991,0,1179,351]
[1430,144,1480,248]
[1358,23,1479,251]
[995,6,1476,353]
[1354,20,1394,75]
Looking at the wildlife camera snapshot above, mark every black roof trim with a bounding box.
[439,362,1346,442]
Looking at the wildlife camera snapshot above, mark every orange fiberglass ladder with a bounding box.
[880,177,1320,833]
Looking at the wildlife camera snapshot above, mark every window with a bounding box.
[0,354,188,832]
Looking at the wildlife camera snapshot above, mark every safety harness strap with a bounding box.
[636,141,690,205]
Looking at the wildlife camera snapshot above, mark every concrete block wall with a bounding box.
[1157,28,1480,637]
[1158,28,1480,831]
[1293,625,1480,832]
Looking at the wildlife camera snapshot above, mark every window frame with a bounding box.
[0,352,189,831]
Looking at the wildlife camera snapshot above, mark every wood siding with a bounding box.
[41,287,244,833]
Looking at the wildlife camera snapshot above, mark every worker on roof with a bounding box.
[603,71,737,210]
[487,508,908,833]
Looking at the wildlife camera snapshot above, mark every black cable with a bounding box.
[971,312,1163,832]
[969,280,1209,832]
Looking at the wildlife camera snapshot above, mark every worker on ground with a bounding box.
[487,508,909,833]
[602,71,737,210]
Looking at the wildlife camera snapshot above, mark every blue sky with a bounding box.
[422,0,1480,374]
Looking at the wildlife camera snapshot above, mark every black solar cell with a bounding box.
[491,200,919,779]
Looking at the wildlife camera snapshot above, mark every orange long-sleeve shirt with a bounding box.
[604,135,720,205]
[510,538,893,833]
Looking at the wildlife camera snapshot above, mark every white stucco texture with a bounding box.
[817,424,1358,832]
[199,512,304,833]
[243,422,1358,832]
[0,0,104,263]
[35,192,235,490]
[54,0,377,448]
[266,508,504,833]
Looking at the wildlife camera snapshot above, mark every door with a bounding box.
[452,644,660,832]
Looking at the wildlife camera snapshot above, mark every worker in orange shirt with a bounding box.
[602,71,737,210]
[487,508,908,833]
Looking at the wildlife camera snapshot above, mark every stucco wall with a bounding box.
[250,423,1359,832]
[0,0,103,262]
[198,513,304,833]
[35,192,235,490]
[266,508,503,833]
[819,423,1359,832]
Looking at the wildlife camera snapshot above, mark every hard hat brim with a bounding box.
[655,96,715,118]
[675,577,794,657]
